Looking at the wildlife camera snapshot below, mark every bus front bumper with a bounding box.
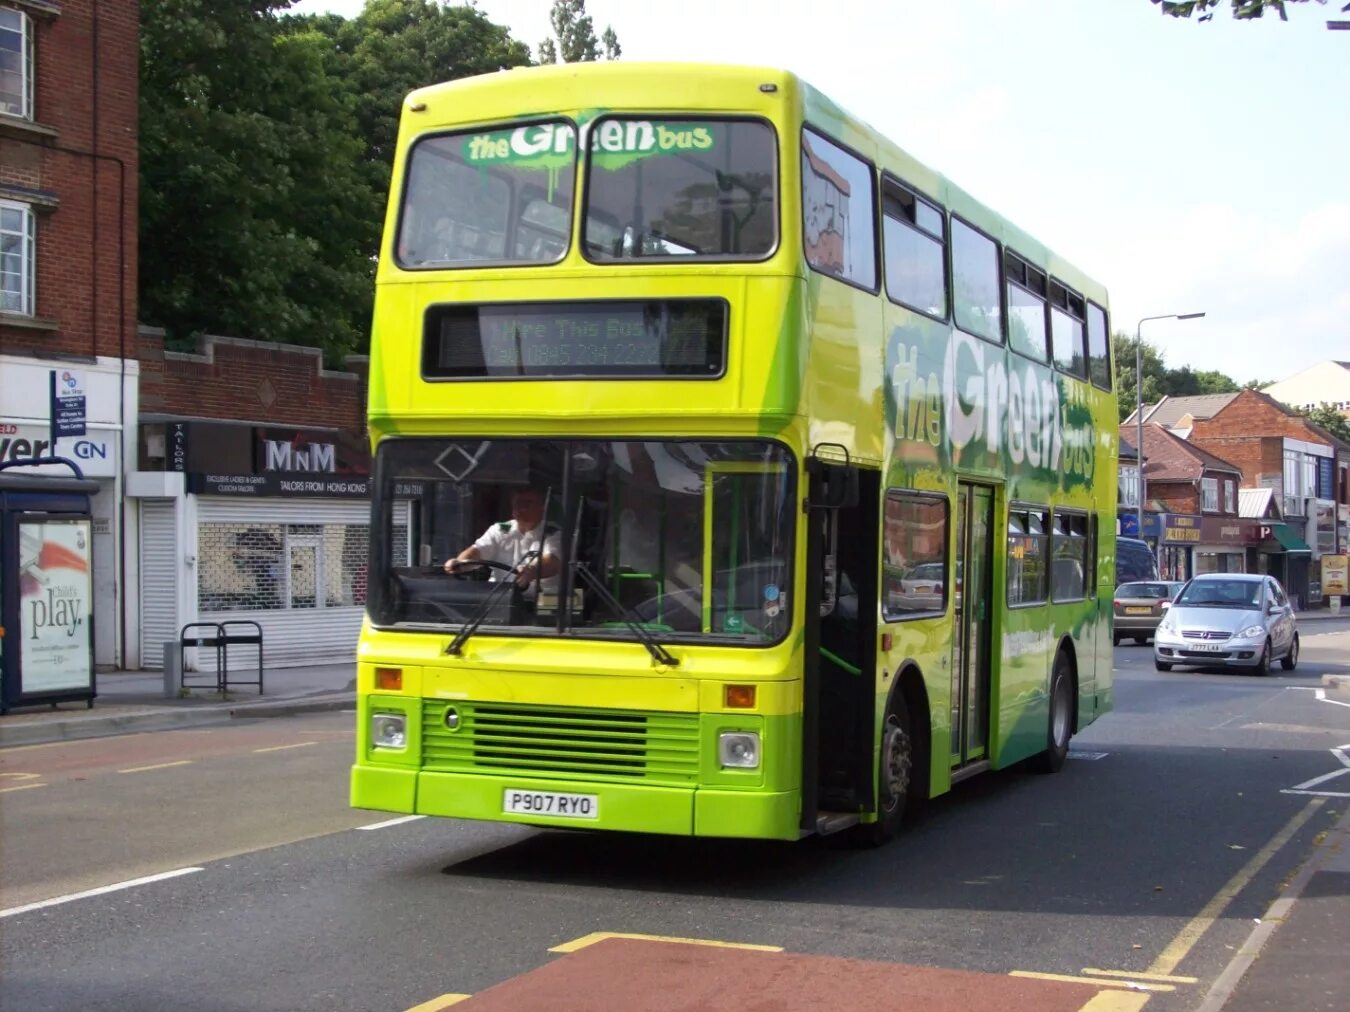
[350,764,799,840]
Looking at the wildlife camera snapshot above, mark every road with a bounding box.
[2,621,1348,1011]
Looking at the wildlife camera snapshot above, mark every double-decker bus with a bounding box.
[351,62,1118,843]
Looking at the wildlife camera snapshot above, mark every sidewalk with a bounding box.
[0,662,356,748]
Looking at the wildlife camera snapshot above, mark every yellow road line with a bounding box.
[252,742,319,753]
[117,760,192,774]
[403,994,470,1011]
[1011,971,1174,993]
[1079,992,1151,1012]
[0,782,47,793]
[1082,968,1198,984]
[550,931,783,954]
[1148,797,1324,976]
[0,772,42,781]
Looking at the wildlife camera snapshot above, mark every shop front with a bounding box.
[1194,517,1253,576]
[128,421,371,670]
[1250,521,1313,609]
[1,355,138,668]
[1159,514,1201,581]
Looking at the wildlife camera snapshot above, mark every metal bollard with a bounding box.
[162,643,182,699]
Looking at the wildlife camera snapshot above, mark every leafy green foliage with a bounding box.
[1299,403,1350,443]
[1152,0,1344,21]
[1113,332,1261,421]
[537,0,620,63]
[140,0,534,360]
[140,0,375,359]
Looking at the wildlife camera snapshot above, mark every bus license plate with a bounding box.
[503,789,598,819]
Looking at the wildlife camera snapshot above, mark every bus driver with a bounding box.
[444,486,561,595]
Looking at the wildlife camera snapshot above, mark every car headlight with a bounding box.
[718,731,760,769]
[1239,625,1267,639]
[371,712,407,749]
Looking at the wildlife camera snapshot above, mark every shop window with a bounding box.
[1007,505,1049,605]
[198,521,371,612]
[881,491,949,620]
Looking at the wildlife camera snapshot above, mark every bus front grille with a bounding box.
[421,701,700,785]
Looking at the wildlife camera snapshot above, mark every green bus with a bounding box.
[350,62,1118,843]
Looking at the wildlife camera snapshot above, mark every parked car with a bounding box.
[1115,536,1159,585]
[1112,580,1184,645]
[1153,573,1298,676]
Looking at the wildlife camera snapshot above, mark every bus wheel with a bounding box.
[1031,653,1073,774]
[855,696,913,846]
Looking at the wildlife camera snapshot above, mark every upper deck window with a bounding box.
[584,118,777,261]
[800,128,876,290]
[396,120,577,269]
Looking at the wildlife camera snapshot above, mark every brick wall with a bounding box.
[138,327,369,433]
[1191,390,1332,467]
[1148,481,1200,515]
[0,0,138,361]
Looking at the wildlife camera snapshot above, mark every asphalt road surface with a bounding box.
[2,622,1347,1011]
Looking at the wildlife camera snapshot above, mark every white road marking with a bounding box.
[1281,744,1350,798]
[357,815,426,831]
[1068,751,1109,760]
[0,867,203,919]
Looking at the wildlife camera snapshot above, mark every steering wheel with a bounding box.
[448,559,515,580]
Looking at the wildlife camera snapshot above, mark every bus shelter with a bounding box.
[0,464,99,713]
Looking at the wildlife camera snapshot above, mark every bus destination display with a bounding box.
[422,300,727,379]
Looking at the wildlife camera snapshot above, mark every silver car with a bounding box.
[1153,573,1298,675]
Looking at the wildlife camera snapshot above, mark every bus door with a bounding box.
[803,456,879,827]
[951,483,994,767]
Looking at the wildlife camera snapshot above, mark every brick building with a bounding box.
[127,329,373,670]
[1,0,140,667]
[1134,390,1348,606]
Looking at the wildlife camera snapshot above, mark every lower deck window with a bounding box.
[882,491,949,619]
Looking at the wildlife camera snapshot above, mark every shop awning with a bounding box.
[1264,525,1312,554]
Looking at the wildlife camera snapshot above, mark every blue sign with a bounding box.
[1318,456,1334,500]
[49,370,86,439]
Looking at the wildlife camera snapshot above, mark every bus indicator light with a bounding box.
[724,685,756,709]
[375,667,403,691]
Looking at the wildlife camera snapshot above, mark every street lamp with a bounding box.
[1135,312,1206,539]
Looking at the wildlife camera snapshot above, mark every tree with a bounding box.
[537,0,620,63]
[140,0,376,359]
[1152,0,1348,21]
[1114,332,1169,421]
[1301,403,1350,444]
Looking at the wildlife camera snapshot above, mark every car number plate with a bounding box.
[503,789,598,819]
[1124,606,1151,615]
[1193,643,1226,652]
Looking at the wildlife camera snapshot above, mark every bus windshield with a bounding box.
[584,118,777,260]
[370,438,795,645]
[396,120,578,268]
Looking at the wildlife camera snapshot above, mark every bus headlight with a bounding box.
[371,712,407,749]
[718,731,760,769]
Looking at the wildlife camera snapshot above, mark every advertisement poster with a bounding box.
[1323,555,1348,597]
[18,519,93,694]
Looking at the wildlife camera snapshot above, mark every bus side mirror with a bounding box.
[806,447,859,511]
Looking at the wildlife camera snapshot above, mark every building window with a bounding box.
[1202,476,1219,512]
[0,199,35,315]
[1118,465,1139,508]
[0,7,33,120]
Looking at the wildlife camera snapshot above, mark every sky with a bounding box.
[289,0,1349,386]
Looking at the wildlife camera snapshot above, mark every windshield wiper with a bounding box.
[571,561,679,667]
[444,548,538,656]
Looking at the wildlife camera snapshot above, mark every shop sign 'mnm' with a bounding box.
[261,436,336,472]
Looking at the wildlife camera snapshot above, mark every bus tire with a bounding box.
[1031,651,1073,774]
[854,694,913,846]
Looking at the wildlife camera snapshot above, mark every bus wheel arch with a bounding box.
[1031,641,1076,774]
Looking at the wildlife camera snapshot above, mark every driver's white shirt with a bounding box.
[472,520,560,595]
